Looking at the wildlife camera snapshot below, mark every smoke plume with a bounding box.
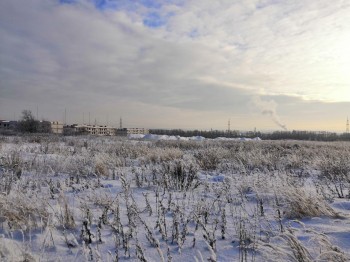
[252,96,287,130]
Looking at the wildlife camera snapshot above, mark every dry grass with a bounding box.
[312,233,349,262]
[0,192,49,231]
[282,187,340,219]
[95,161,109,177]
[0,135,349,261]
[282,231,312,262]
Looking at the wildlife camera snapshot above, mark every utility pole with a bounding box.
[120,117,123,129]
[347,117,349,133]
[228,119,231,133]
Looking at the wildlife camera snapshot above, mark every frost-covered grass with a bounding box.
[0,135,349,261]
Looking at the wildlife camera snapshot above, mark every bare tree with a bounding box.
[18,110,39,133]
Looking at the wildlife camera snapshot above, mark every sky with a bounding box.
[1,0,350,132]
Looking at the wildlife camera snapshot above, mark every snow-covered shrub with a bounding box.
[143,147,184,164]
[279,187,339,219]
[56,193,75,229]
[195,147,228,171]
[160,160,199,191]
[318,153,350,198]
[0,170,20,195]
[1,134,350,261]
[0,191,49,231]
[0,148,22,174]
[95,161,109,177]
[0,238,37,262]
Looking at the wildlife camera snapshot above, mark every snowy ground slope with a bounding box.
[128,134,261,141]
[0,135,349,261]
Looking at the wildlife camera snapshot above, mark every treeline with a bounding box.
[0,110,51,135]
[150,129,242,139]
[259,130,350,141]
[150,129,350,141]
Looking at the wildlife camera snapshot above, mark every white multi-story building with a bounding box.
[50,121,64,134]
[85,125,116,135]
[116,127,149,136]
[66,124,116,136]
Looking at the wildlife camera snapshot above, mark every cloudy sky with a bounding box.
[1,0,350,131]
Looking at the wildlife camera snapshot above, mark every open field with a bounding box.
[0,135,349,261]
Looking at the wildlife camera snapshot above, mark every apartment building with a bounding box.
[65,124,116,136]
[51,121,64,134]
[116,127,149,136]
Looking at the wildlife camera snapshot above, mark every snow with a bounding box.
[128,134,259,141]
[0,135,349,262]
[214,137,261,141]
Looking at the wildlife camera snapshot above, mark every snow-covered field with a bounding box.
[0,135,349,262]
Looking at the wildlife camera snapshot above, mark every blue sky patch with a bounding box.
[139,0,162,9]
[143,12,166,28]
[189,29,199,38]
[59,0,182,11]
[58,0,176,28]
[59,0,77,4]
[93,0,118,10]
[91,0,162,11]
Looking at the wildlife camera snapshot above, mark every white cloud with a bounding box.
[1,0,350,131]
[158,0,350,101]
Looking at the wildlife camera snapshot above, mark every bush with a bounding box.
[318,154,350,198]
[0,192,49,231]
[160,160,199,191]
[195,148,227,171]
[281,187,339,219]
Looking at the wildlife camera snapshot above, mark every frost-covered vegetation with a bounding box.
[0,135,349,261]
